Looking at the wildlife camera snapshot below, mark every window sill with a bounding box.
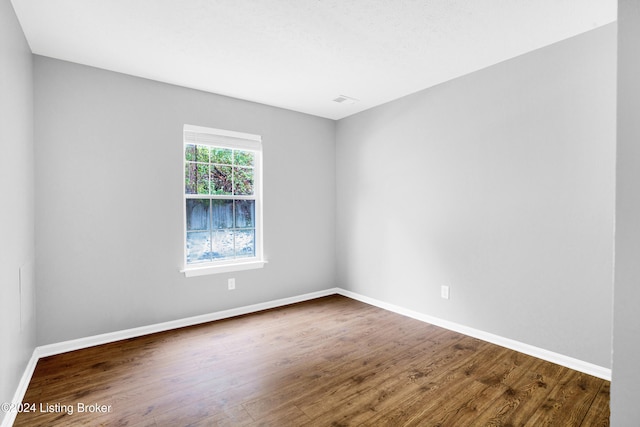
[182,259,267,277]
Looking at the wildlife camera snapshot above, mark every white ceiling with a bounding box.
[11,0,616,120]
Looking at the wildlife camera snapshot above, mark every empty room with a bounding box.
[2,0,639,425]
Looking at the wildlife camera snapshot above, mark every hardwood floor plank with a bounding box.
[302,338,501,426]
[359,343,521,426]
[435,353,544,426]
[293,336,464,422]
[152,402,253,427]
[580,382,611,427]
[266,329,459,420]
[467,357,564,425]
[13,295,610,426]
[526,370,608,426]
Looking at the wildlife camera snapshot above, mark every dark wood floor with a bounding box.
[14,295,609,426]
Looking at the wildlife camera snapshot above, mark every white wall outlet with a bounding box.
[441,285,450,300]
[228,278,236,290]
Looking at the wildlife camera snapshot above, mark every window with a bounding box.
[182,125,264,277]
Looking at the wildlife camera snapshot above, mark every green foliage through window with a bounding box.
[185,146,254,196]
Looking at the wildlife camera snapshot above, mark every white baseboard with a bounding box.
[37,288,340,358]
[1,349,39,427]
[3,285,610,427]
[336,288,612,381]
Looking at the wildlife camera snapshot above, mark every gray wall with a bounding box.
[0,0,36,415]
[34,56,336,345]
[611,1,640,424]
[336,24,616,368]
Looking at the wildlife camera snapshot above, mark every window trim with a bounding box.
[181,124,265,277]
[182,259,266,277]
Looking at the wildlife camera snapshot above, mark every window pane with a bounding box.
[185,163,210,194]
[195,164,210,194]
[235,229,255,258]
[212,165,233,195]
[186,199,210,231]
[186,231,211,263]
[196,145,209,162]
[235,150,254,167]
[233,167,254,195]
[185,144,197,161]
[211,148,232,165]
[235,200,255,228]
[185,163,197,194]
[212,199,234,229]
[212,230,234,259]
[184,163,209,194]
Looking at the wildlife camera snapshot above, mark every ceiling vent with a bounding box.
[333,95,359,105]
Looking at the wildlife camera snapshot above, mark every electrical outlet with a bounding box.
[441,285,450,300]
[228,278,236,290]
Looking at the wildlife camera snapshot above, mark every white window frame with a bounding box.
[181,124,265,277]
